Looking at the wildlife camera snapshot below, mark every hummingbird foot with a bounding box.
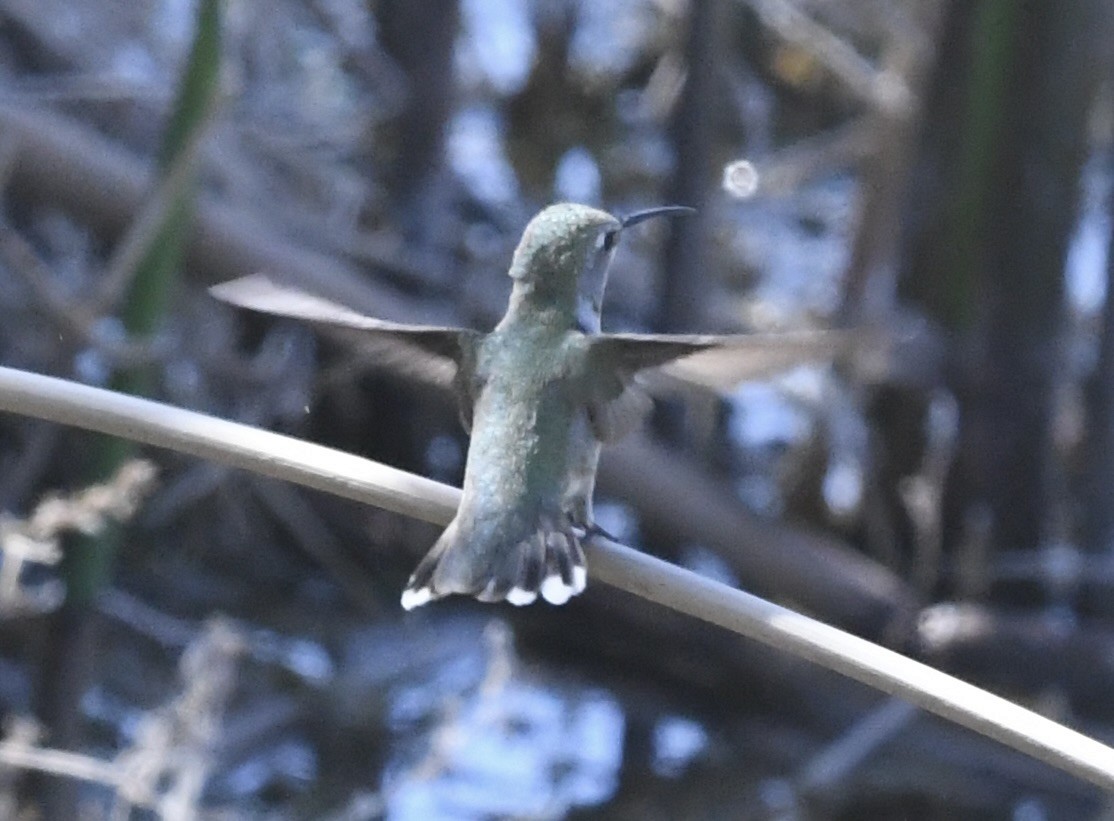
[572,521,617,543]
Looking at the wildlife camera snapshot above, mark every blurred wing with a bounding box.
[591,330,857,392]
[583,330,857,440]
[657,330,858,391]
[584,371,654,443]
[210,273,476,363]
[211,273,482,429]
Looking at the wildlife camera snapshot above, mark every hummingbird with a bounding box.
[210,203,851,609]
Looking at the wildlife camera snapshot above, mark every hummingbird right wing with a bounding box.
[651,330,859,392]
[210,273,482,429]
[589,329,857,390]
[583,329,858,440]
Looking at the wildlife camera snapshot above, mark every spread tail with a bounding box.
[400,517,587,610]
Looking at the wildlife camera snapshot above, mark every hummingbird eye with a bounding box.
[599,230,619,252]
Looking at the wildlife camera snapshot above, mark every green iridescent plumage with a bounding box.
[211,203,849,608]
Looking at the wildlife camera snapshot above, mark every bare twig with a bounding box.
[837,0,947,320]
[901,391,958,595]
[795,697,918,794]
[0,738,125,787]
[0,618,241,818]
[18,460,158,540]
[0,103,451,324]
[743,0,913,114]
[1,365,1114,792]
[114,618,243,820]
[0,222,158,367]
[0,459,157,615]
[249,476,382,614]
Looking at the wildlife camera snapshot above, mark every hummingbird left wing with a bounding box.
[210,273,482,429]
[209,274,475,359]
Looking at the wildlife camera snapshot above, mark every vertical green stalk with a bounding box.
[40,9,223,817]
[63,0,221,604]
[937,0,1018,330]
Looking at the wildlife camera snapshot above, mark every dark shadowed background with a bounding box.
[0,0,1112,817]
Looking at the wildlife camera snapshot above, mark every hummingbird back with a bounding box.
[400,324,590,609]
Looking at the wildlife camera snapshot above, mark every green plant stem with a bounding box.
[938,0,1018,330]
[65,0,221,608]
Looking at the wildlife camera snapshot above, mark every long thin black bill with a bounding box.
[620,205,696,229]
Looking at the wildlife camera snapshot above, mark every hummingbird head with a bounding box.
[508,204,620,327]
[507,203,694,330]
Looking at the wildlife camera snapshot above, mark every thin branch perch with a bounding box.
[1,364,1113,793]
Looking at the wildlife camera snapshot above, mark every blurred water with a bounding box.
[731,177,856,323]
[385,643,624,819]
[448,107,519,205]
[555,146,603,204]
[1066,153,1112,315]
[652,715,708,778]
[153,0,197,45]
[569,0,656,80]
[458,0,534,95]
[221,739,318,798]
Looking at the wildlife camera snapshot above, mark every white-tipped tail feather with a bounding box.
[400,586,433,612]
[400,515,588,609]
[540,575,573,606]
[506,587,538,606]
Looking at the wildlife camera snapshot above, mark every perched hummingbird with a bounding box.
[210,203,850,609]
